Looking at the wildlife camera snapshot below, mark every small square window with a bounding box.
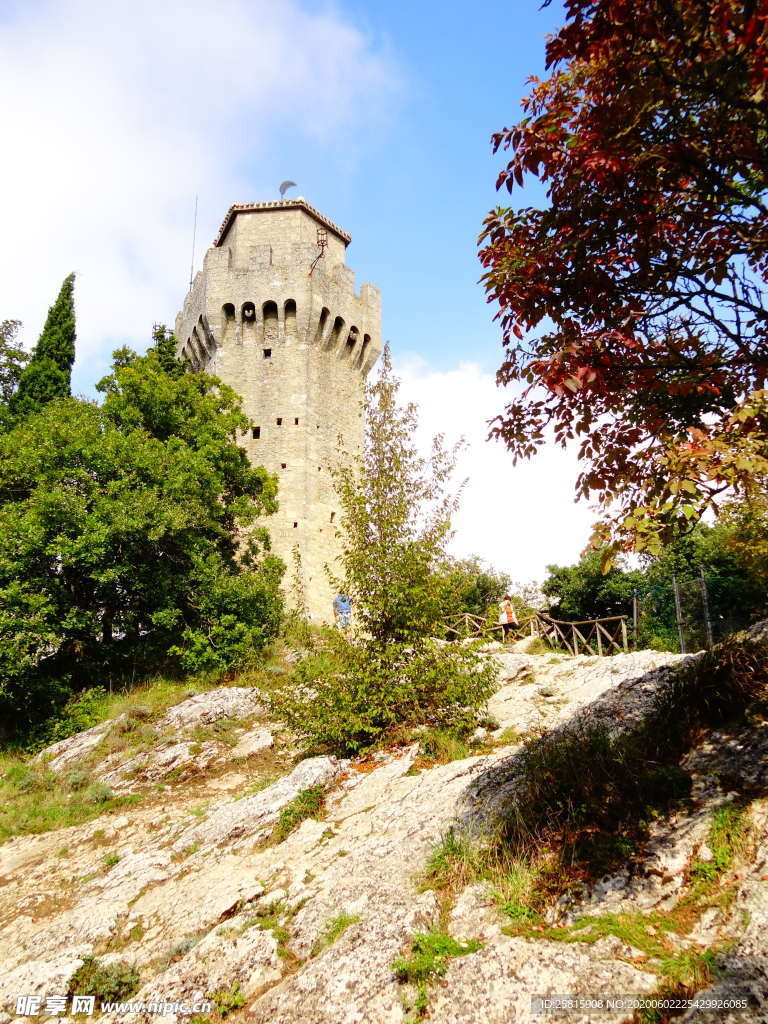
[263,349,272,359]
[281,463,287,469]
[252,427,260,439]
[294,417,299,425]
[276,417,283,426]
[293,521,298,528]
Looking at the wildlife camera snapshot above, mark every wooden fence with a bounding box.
[444,611,628,656]
[531,612,628,656]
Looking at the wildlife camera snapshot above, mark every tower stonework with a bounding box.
[175,198,382,621]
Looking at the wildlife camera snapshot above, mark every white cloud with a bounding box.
[0,0,398,386]
[395,353,597,583]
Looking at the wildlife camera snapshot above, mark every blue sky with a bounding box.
[0,0,595,582]
[266,0,563,374]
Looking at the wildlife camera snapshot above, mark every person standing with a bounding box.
[498,593,518,641]
[333,592,352,630]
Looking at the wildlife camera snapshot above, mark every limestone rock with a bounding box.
[35,720,114,773]
[157,687,266,731]
[99,741,221,792]
[429,934,658,1024]
[5,645,768,1023]
[230,727,274,760]
[171,756,342,855]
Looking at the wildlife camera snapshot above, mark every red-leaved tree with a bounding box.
[480,0,768,560]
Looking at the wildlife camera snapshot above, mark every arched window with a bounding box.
[263,301,278,345]
[344,327,359,359]
[223,303,235,321]
[314,307,330,347]
[357,334,371,367]
[328,315,345,350]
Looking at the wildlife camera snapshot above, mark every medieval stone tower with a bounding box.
[175,198,382,620]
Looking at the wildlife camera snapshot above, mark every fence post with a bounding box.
[620,618,628,652]
[700,568,714,649]
[672,575,687,654]
[632,590,639,648]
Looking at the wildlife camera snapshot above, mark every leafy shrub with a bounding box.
[84,783,114,805]
[207,983,244,1017]
[66,768,90,792]
[67,956,140,1002]
[29,687,111,751]
[269,631,497,755]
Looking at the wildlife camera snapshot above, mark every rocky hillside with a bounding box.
[0,641,766,1024]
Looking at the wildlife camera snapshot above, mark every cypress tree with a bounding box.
[10,273,76,419]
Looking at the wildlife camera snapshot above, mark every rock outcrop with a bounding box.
[1,646,765,1024]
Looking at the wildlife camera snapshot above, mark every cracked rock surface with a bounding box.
[1,647,766,1024]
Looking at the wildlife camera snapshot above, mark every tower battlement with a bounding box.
[175,199,382,620]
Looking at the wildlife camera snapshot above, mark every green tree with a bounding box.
[542,549,643,621]
[331,345,463,643]
[0,319,29,429]
[721,488,768,583]
[0,338,283,730]
[442,556,512,620]
[150,323,185,379]
[641,520,767,642]
[268,346,497,754]
[10,274,76,420]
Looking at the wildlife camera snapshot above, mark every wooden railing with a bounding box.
[444,613,535,643]
[531,612,628,656]
[444,611,628,655]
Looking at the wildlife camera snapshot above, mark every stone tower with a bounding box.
[175,198,382,621]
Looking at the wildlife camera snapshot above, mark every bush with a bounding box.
[269,631,497,755]
[29,687,110,751]
[272,786,325,842]
[67,957,140,1002]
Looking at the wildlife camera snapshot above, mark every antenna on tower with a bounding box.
[188,194,198,291]
[279,180,298,199]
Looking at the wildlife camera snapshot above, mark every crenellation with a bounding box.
[175,198,381,621]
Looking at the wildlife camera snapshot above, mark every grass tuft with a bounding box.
[311,912,361,956]
[392,930,482,1021]
[416,728,472,766]
[271,786,325,843]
